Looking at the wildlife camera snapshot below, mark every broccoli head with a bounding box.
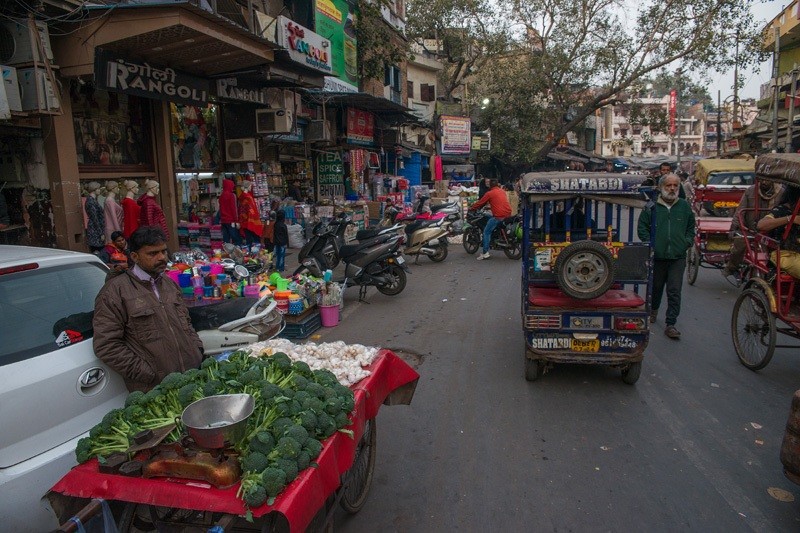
[291,375,309,390]
[334,412,350,429]
[75,437,94,463]
[177,383,203,407]
[160,372,186,391]
[316,413,336,439]
[270,352,292,371]
[260,382,283,401]
[312,368,339,387]
[324,397,343,416]
[274,457,299,484]
[239,367,262,386]
[291,361,312,376]
[261,467,287,498]
[303,438,323,460]
[242,483,267,508]
[202,379,224,397]
[241,451,270,474]
[305,382,325,400]
[302,396,325,414]
[271,417,294,438]
[201,357,218,370]
[124,390,145,408]
[249,431,276,455]
[296,411,317,434]
[296,450,311,471]
[284,424,308,447]
[293,390,312,405]
[272,436,301,460]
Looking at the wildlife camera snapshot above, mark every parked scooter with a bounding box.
[462,209,523,259]
[297,232,409,300]
[381,203,450,262]
[190,294,284,355]
[296,213,351,271]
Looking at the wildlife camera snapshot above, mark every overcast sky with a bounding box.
[704,0,781,101]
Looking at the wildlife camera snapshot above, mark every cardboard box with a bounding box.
[507,191,520,216]
[367,201,382,220]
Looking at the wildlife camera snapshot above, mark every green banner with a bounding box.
[315,0,358,87]
[317,151,345,197]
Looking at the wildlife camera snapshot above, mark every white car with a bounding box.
[0,245,127,530]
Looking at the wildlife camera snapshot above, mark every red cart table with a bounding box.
[50,350,419,532]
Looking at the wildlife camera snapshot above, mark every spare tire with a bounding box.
[554,241,615,300]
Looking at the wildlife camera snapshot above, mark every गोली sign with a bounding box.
[95,49,209,106]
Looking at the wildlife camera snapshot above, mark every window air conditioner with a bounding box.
[19,67,59,111]
[0,20,54,65]
[255,108,294,134]
[1,65,21,112]
[306,120,333,143]
[225,138,258,162]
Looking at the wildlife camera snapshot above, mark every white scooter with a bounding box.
[190,293,284,356]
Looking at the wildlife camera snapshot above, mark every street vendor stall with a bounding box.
[49,348,418,532]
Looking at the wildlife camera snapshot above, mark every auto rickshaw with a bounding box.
[520,172,654,384]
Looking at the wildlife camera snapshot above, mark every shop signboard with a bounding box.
[346,108,375,146]
[315,0,358,88]
[276,16,333,75]
[323,76,357,93]
[317,150,345,197]
[265,124,305,143]
[215,77,268,105]
[95,49,210,106]
[439,115,471,155]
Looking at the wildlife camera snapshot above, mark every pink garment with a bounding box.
[104,197,124,241]
[434,155,443,181]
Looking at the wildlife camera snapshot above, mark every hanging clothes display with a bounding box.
[85,194,106,250]
[138,180,169,239]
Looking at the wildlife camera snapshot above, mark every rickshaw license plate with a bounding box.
[571,339,600,352]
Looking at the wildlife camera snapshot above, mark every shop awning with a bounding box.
[304,90,421,125]
[547,151,589,163]
[56,2,277,78]
[559,146,607,164]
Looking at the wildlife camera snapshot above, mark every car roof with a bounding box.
[0,245,104,269]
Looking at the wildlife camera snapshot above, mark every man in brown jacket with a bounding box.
[93,226,204,392]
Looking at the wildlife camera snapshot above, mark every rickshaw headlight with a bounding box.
[614,317,646,330]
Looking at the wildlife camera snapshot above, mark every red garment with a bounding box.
[137,194,169,239]
[219,179,238,224]
[121,197,140,239]
[238,190,263,236]
[471,186,512,218]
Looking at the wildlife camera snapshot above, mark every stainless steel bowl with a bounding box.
[180,394,255,449]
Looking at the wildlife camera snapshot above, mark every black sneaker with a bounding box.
[665,325,681,339]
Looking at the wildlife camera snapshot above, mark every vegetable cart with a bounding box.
[48,350,419,532]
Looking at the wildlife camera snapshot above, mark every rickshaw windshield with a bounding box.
[694,158,755,186]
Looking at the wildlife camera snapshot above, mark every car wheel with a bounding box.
[554,241,614,300]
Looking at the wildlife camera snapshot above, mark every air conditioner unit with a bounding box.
[1,66,22,111]
[306,120,333,143]
[0,20,54,65]
[255,108,294,134]
[225,138,258,162]
[18,67,59,111]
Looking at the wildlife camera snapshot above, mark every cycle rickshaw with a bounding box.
[731,152,800,371]
[520,172,654,384]
[685,158,754,284]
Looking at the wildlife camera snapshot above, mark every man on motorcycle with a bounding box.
[469,179,512,260]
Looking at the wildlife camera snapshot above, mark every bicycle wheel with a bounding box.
[686,245,700,285]
[340,418,377,514]
[731,288,776,371]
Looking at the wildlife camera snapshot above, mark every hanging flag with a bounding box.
[669,89,677,135]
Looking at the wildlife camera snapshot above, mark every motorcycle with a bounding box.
[297,232,409,301]
[462,209,523,259]
[190,294,284,355]
[296,213,351,271]
[382,203,451,262]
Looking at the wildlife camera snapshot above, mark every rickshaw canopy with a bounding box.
[520,172,650,209]
[755,153,800,187]
[694,158,755,185]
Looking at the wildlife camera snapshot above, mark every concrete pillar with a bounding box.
[42,86,85,251]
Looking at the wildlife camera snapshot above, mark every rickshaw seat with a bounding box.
[528,286,645,308]
[696,216,732,233]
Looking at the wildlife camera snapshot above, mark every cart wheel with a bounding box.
[732,288,776,371]
[462,228,481,254]
[621,361,642,385]
[686,245,700,285]
[340,418,377,514]
[554,241,615,299]
[524,356,544,382]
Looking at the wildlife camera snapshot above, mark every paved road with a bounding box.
[311,244,800,531]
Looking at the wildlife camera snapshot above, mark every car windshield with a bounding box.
[707,172,754,186]
[0,262,107,366]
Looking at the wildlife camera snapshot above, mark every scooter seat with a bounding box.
[356,228,382,240]
[339,242,367,257]
[188,298,255,331]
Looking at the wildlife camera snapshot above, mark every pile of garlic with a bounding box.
[247,339,381,386]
